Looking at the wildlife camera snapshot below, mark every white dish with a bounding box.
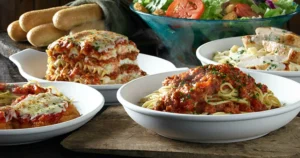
[196,36,300,83]
[117,69,300,143]
[9,48,178,104]
[0,81,104,145]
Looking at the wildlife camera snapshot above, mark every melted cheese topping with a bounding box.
[48,30,129,53]
[213,45,290,71]
[120,58,137,65]
[216,28,300,71]
[13,92,69,119]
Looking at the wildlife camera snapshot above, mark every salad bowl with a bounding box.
[130,0,300,66]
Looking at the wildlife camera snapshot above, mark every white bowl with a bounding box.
[0,81,104,145]
[9,49,179,104]
[196,36,300,83]
[117,69,300,143]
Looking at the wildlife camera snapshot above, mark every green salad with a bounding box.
[133,0,298,20]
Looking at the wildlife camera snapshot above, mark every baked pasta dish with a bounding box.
[0,82,80,129]
[213,27,300,71]
[45,30,146,84]
[140,64,281,115]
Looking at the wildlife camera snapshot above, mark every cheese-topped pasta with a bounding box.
[0,82,80,129]
[213,27,300,71]
[13,92,69,120]
[45,30,146,84]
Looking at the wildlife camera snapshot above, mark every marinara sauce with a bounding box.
[156,64,269,114]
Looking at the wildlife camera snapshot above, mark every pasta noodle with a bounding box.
[213,28,300,71]
[140,64,281,115]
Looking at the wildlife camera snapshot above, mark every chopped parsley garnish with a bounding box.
[238,50,245,54]
[211,67,218,75]
[257,84,262,89]
[180,81,186,86]
[267,63,278,70]
[220,73,227,79]
[186,94,191,99]
[93,45,100,51]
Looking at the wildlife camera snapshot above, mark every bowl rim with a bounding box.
[117,69,300,122]
[130,3,300,22]
[196,36,300,77]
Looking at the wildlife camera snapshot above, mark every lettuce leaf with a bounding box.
[145,0,173,12]
[251,3,267,14]
[133,0,152,6]
[201,0,229,20]
[229,0,253,5]
[264,0,298,17]
[274,0,298,14]
[264,8,284,18]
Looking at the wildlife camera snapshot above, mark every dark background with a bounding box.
[0,0,300,34]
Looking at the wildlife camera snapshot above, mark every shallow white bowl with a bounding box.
[9,49,178,104]
[117,69,300,143]
[196,36,300,83]
[0,81,104,145]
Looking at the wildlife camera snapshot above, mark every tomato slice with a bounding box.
[235,3,258,17]
[0,83,5,91]
[166,0,204,19]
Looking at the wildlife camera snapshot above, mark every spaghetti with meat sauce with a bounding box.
[140,64,281,115]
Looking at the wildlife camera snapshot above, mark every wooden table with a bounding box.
[1,32,300,158]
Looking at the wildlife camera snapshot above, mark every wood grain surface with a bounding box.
[61,105,300,158]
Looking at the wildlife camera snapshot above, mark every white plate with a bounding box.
[196,36,300,82]
[0,81,104,145]
[117,69,300,143]
[9,48,179,104]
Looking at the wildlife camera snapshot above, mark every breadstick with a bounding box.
[53,4,102,31]
[70,20,105,34]
[27,23,67,47]
[19,6,69,32]
[7,20,27,41]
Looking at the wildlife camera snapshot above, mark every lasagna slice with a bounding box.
[45,30,146,84]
